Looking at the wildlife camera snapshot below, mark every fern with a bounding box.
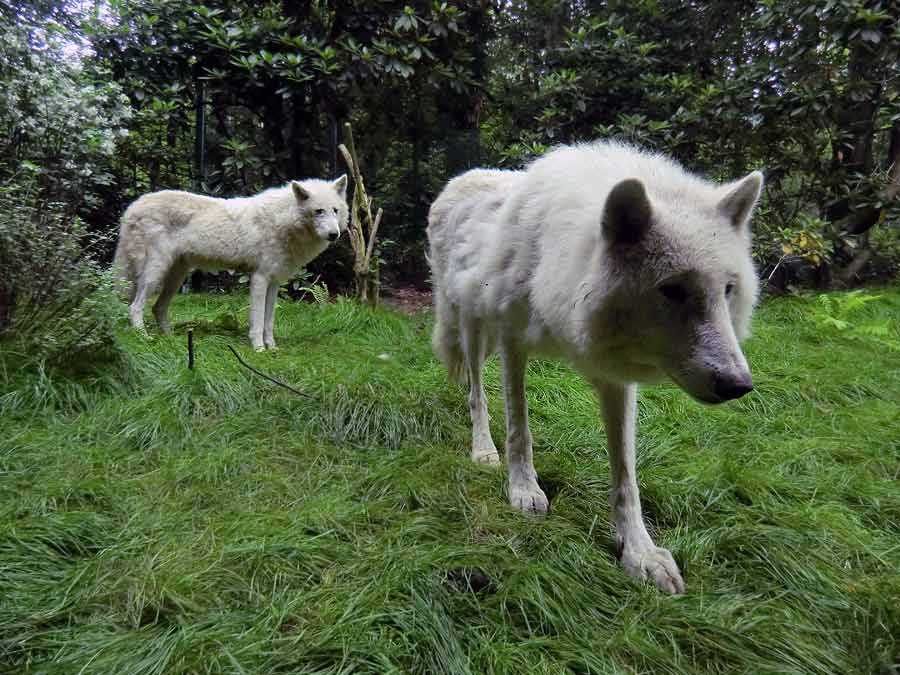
[808,291,900,351]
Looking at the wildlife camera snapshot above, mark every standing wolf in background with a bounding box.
[428,142,763,594]
[114,176,348,350]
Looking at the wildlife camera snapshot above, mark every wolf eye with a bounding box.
[333,207,338,214]
[659,283,689,304]
[315,208,325,215]
[725,282,735,296]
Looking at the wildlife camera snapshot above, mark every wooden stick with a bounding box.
[364,207,383,268]
[227,345,315,399]
[338,143,365,262]
[339,122,382,303]
[188,329,195,369]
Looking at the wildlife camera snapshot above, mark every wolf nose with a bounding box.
[714,374,754,401]
[328,232,338,242]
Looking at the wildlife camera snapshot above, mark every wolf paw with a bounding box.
[509,480,549,514]
[619,544,684,595]
[472,448,501,465]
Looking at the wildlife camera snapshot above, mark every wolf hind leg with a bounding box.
[461,319,499,465]
[152,260,190,335]
[129,251,171,333]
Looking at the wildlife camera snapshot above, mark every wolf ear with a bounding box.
[292,181,310,202]
[718,171,763,229]
[333,174,348,198]
[603,178,652,245]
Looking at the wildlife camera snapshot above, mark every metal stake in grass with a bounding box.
[187,329,195,370]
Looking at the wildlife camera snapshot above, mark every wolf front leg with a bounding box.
[263,282,279,350]
[248,273,268,351]
[597,381,685,594]
[500,338,549,514]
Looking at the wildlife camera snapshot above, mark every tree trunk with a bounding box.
[826,39,883,224]
[289,90,313,178]
[884,119,900,201]
[409,80,426,229]
[193,76,206,191]
[833,120,900,281]
[839,248,873,285]
[842,120,900,235]
[0,286,12,333]
[261,85,288,183]
[356,270,380,308]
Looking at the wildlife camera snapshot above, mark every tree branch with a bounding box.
[227,345,315,399]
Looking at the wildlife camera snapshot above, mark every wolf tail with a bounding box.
[111,234,128,278]
[427,197,466,385]
[431,293,466,384]
[111,211,143,301]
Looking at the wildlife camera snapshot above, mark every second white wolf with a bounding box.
[114,176,349,351]
[428,142,763,594]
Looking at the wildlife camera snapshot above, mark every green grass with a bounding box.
[1,288,899,674]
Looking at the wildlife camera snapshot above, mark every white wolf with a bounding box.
[428,142,763,594]
[114,176,349,350]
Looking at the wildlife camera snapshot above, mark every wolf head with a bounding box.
[291,175,349,243]
[596,170,763,404]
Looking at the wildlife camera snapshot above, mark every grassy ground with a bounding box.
[1,288,899,674]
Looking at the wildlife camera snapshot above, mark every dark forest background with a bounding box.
[3,0,900,296]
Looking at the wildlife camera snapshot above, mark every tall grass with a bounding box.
[1,289,898,673]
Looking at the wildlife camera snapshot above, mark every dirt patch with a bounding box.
[380,285,433,315]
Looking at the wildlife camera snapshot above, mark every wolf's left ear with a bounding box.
[333,174,348,198]
[603,178,652,245]
[292,181,310,202]
[718,171,764,230]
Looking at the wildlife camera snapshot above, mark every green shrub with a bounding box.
[0,183,125,366]
[868,225,900,280]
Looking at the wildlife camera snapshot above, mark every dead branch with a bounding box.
[365,207,383,270]
[338,121,382,305]
[227,345,315,399]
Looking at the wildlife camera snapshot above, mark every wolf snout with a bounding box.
[327,231,339,242]
[713,373,754,401]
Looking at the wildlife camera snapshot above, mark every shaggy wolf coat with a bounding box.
[428,142,763,594]
[114,177,348,350]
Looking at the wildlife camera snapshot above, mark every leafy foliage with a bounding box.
[3,0,900,290]
[483,0,900,286]
[808,289,900,351]
[0,17,132,209]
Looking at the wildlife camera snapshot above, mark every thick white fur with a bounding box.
[114,177,349,350]
[428,141,763,594]
[428,169,524,382]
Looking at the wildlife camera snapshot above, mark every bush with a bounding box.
[0,182,125,366]
[867,225,900,280]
